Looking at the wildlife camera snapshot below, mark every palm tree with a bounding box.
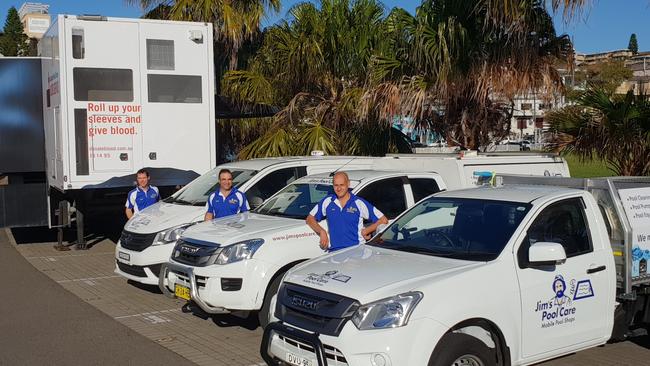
[222,0,412,158]
[361,0,573,150]
[546,88,650,176]
[126,0,280,70]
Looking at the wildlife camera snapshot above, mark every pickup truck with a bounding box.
[163,170,446,326]
[262,176,650,366]
[114,156,375,285]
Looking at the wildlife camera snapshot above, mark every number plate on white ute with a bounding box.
[286,352,314,366]
[118,251,130,262]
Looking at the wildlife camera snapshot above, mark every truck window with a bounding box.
[247,167,302,207]
[147,74,202,103]
[72,28,84,59]
[409,178,440,202]
[73,68,133,102]
[357,177,406,219]
[519,198,592,266]
[146,39,174,70]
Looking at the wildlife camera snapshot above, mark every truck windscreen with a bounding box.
[255,183,334,219]
[369,197,531,261]
[168,168,257,205]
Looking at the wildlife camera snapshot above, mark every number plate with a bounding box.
[174,284,191,301]
[118,251,130,262]
[286,352,314,366]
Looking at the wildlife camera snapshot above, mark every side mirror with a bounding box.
[529,242,567,265]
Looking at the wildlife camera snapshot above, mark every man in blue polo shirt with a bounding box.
[204,168,250,220]
[306,171,388,251]
[125,168,160,219]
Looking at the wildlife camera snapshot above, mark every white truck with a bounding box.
[164,170,447,326]
[38,15,215,245]
[262,176,650,366]
[115,156,376,285]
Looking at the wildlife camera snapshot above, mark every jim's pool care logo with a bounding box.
[534,274,594,329]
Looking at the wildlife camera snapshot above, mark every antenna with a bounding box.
[329,157,357,177]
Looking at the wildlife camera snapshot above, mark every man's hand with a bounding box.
[319,231,329,250]
[361,227,373,240]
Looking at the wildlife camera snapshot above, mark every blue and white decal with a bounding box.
[534,274,594,329]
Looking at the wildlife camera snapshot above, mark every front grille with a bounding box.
[277,334,348,366]
[120,230,157,252]
[172,270,206,288]
[221,278,242,291]
[276,283,359,336]
[117,261,147,277]
[171,239,220,267]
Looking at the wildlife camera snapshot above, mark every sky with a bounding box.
[1,0,649,54]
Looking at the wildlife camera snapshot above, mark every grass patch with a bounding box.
[563,154,615,178]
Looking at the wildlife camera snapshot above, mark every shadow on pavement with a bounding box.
[10,213,125,247]
[631,334,650,349]
[181,302,260,330]
[128,280,163,295]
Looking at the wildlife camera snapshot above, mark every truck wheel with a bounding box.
[258,274,283,329]
[158,263,175,299]
[428,333,496,366]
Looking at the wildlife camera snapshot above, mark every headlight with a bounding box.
[214,239,264,265]
[351,292,423,330]
[152,224,191,246]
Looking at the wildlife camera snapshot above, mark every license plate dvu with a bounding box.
[286,352,314,366]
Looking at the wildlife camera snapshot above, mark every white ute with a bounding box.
[262,176,650,366]
[164,170,446,325]
[115,156,375,285]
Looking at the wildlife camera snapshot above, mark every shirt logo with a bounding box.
[228,198,238,204]
[346,206,358,214]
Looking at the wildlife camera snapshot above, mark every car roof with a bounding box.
[293,170,439,186]
[219,156,373,171]
[435,185,582,203]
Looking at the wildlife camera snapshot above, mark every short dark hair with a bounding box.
[218,168,233,179]
[136,168,150,177]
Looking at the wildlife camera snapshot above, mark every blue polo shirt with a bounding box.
[205,188,249,218]
[310,193,384,251]
[125,186,160,213]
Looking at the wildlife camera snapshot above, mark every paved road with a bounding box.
[0,229,194,366]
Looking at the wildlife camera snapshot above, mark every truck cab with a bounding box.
[114,156,375,285]
[163,170,446,326]
[263,182,628,366]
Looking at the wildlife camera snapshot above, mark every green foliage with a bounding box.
[582,60,633,95]
[629,33,639,55]
[364,0,572,150]
[564,153,615,178]
[0,7,29,56]
[547,87,650,176]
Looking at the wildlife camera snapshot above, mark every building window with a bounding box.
[146,39,174,70]
[521,103,532,111]
[535,118,544,129]
[517,118,527,130]
[147,74,202,103]
[73,68,133,102]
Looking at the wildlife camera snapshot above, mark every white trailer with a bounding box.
[38,15,216,246]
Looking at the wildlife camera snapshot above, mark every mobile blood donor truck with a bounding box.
[263,176,650,366]
[38,15,215,245]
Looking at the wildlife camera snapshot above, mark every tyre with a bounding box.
[258,274,283,328]
[428,333,496,366]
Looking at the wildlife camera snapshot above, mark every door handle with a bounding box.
[587,265,606,274]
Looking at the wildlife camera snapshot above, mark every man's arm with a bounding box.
[204,193,214,221]
[125,192,134,219]
[361,215,388,239]
[306,215,329,250]
[125,207,133,219]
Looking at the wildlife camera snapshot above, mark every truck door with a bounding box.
[65,19,141,179]
[356,177,408,220]
[515,196,610,359]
